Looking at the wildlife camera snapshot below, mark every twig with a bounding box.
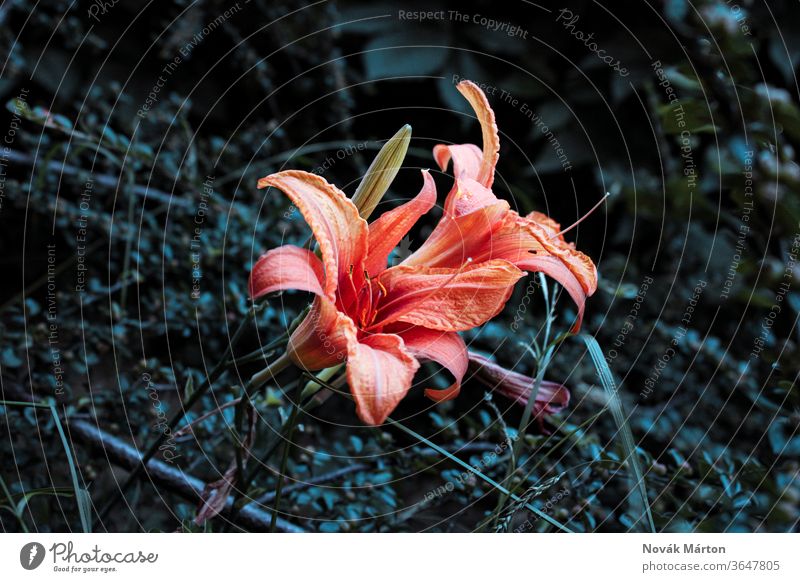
[69,420,303,532]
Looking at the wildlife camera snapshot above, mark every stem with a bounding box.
[491,275,558,528]
[387,417,572,533]
[270,388,301,532]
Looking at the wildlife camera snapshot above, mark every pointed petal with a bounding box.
[344,331,419,425]
[457,80,500,188]
[395,326,468,402]
[364,170,436,275]
[287,297,353,370]
[475,210,598,332]
[443,176,501,218]
[433,143,482,182]
[468,352,570,416]
[376,259,523,331]
[515,255,589,333]
[401,201,509,268]
[434,81,500,190]
[258,171,368,301]
[249,246,325,299]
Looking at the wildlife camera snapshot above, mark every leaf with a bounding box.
[49,402,93,533]
[578,334,656,533]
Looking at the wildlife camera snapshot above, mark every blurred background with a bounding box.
[1,0,799,532]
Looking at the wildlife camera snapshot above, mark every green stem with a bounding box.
[491,276,558,527]
[270,388,302,532]
[387,416,572,533]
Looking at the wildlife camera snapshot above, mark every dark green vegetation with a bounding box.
[1,0,799,532]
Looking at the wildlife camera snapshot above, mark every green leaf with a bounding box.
[578,334,656,533]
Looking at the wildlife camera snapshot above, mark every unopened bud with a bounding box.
[351,124,411,219]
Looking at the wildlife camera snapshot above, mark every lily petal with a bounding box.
[433,143,482,183]
[249,245,325,299]
[468,353,570,417]
[435,81,500,191]
[377,259,524,331]
[515,255,590,333]
[395,326,468,402]
[344,330,419,425]
[258,170,368,302]
[364,170,436,275]
[287,297,353,370]
[401,200,510,268]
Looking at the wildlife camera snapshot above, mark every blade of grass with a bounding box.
[49,402,92,532]
[386,416,573,533]
[0,474,29,532]
[0,399,91,532]
[579,334,656,533]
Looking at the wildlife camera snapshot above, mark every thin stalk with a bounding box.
[269,387,302,532]
[386,416,572,533]
[491,275,557,526]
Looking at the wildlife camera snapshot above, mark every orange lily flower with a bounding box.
[249,80,597,426]
[401,80,598,332]
[250,170,523,425]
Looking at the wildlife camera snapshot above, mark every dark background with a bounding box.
[1,0,799,532]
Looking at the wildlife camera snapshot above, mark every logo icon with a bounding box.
[20,542,46,570]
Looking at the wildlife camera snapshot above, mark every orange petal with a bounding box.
[481,210,598,332]
[515,255,590,333]
[457,80,500,188]
[401,201,510,268]
[287,296,353,371]
[249,245,325,299]
[434,81,500,189]
[468,352,570,415]
[377,259,524,331]
[344,331,419,425]
[364,170,436,275]
[258,171,368,301]
[433,143,482,183]
[443,176,501,218]
[394,326,468,402]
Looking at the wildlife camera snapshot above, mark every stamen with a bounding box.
[550,192,610,239]
[344,264,359,310]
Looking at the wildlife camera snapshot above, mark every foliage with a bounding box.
[1,0,799,532]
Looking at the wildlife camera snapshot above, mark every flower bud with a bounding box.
[351,124,411,219]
